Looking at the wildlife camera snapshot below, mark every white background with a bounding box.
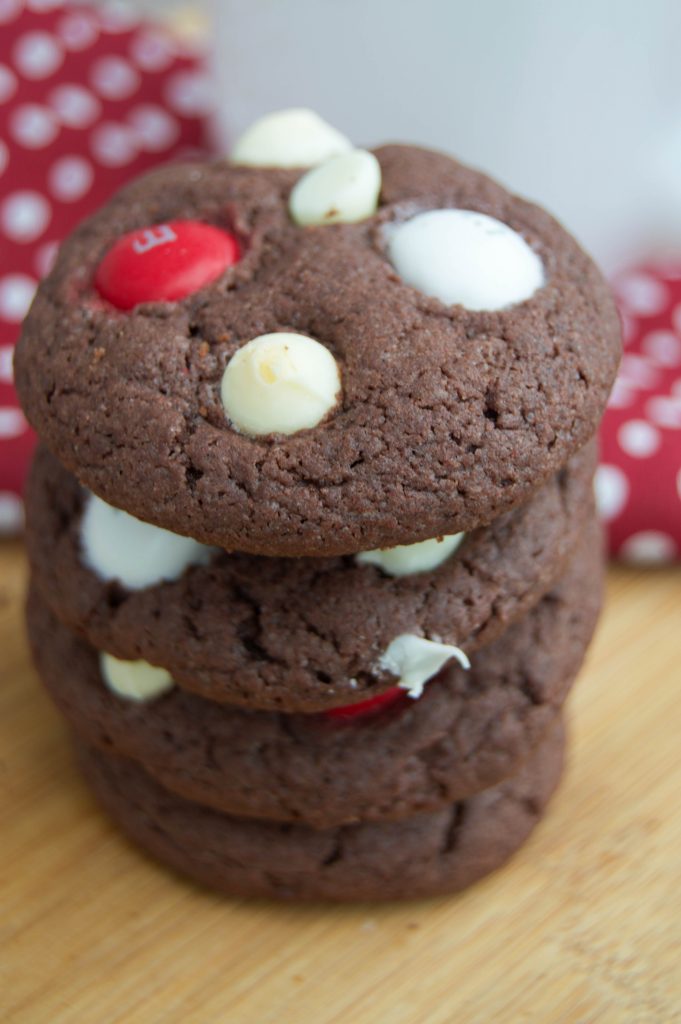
[212,0,681,269]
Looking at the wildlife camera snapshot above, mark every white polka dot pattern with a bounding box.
[1,190,51,243]
[90,55,140,101]
[0,346,14,384]
[619,353,660,390]
[48,155,93,202]
[13,30,64,80]
[127,105,179,152]
[0,407,27,439]
[0,1,212,534]
[0,274,37,321]
[619,531,677,564]
[0,0,21,26]
[614,271,668,317]
[606,378,635,410]
[0,492,24,533]
[163,69,213,117]
[57,11,99,52]
[641,330,681,367]
[604,262,681,562]
[617,419,660,459]
[129,31,175,73]
[49,83,101,128]
[90,121,137,167]
[9,103,59,148]
[594,464,629,522]
[646,394,681,430]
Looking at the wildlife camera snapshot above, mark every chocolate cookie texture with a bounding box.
[28,528,601,826]
[16,108,614,903]
[26,442,596,712]
[75,717,565,903]
[14,143,621,556]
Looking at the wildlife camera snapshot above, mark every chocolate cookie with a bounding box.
[26,442,596,712]
[75,716,565,902]
[27,520,601,826]
[14,143,620,557]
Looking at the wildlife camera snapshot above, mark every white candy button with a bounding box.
[221,332,341,436]
[100,652,174,702]
[387,209,544,311]
[356,533,464,577]
[378,634,470,699]
[81,492,215,590]
[231,108,351,168]
[289,149,381,227]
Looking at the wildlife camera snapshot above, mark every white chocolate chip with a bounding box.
[356,533,464,577]
[231,108,352,168]
[386,209,544,311]
[221,332,341,436]
[81,492,216,590]
[100,653,174,703]
[289,149,381,227]
[378,634,470,699]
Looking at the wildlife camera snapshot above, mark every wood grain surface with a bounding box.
[1,538,680,1024]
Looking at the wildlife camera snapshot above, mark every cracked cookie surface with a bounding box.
[75,716,565,901]
[14,145,620,556]
[28,521,600,826]
[27,442,596,711]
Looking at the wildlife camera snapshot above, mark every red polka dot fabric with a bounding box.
[0,0,212,532]
[598,264,681,563]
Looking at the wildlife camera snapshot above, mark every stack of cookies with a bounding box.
[15,110,621,902]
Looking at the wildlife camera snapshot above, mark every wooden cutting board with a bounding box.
[1,539,680,1024]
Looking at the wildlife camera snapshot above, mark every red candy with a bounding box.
[324,686,407,722]
[94,220,240,310]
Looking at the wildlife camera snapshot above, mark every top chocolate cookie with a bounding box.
[14,109,621,556]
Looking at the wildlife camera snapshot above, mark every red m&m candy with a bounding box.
[324,686,406,722]
[94,219,241,310]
